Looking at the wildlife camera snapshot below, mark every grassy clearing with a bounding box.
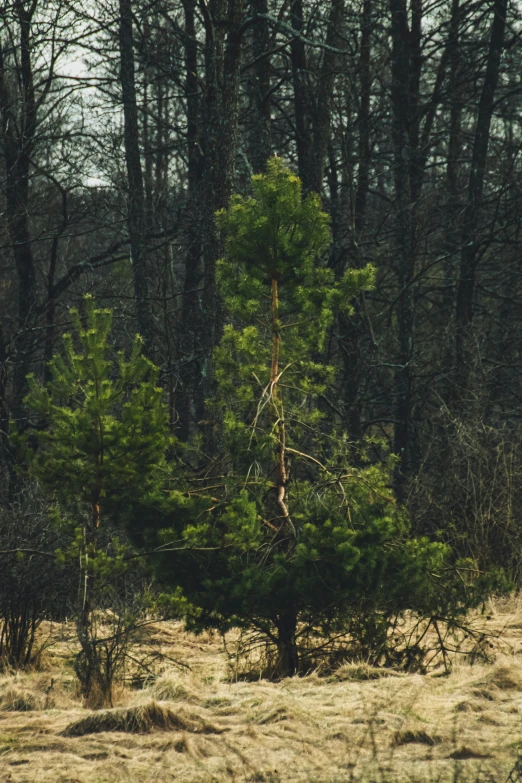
[2,597,522,782]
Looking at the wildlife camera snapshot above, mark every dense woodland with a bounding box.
[1,0,522,704]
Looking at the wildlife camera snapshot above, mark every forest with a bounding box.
[1,0,522,778]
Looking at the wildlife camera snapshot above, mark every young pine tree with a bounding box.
[23,297,170,704]
[153,159,473,677]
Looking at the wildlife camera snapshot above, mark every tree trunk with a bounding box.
[0,12,37,419]
[193,0,245,435]
[275,609,299,677]
[74,488,111,707]
[353,0,372,238]
[178,0,204,441]
[0,325,10,473]
[290,0,313,190]
[248,0,272,172]
[308,0,344,194]
[118,0,155,354]
[440,0,463,395]
[270,277,295,543]
[201,0,244,348]
[340,0,373,444]
[177,0,244,441]
[454,0,507,399]
[291,0,344,195]
[388,0,418,497]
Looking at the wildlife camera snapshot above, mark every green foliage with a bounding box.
[149,159,491,676]
[22,295,174,570]
[23,296,170,514]
[20,296,172,703]
[214,157,374,444]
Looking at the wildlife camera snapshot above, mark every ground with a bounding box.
[2,598,522,782]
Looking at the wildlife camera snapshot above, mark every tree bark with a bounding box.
[0,9,37,416]
[75,486,109,706]
[248,0,272,172]
[275,608,299,677]
[0,324,11,476]
[201,0,244,342]
[291,0,344,195]
[389,0,418,497]
[440,0,463,387]
[290,0,313,190]
[353,0,373,238]
[454,0,507,398]
[270,277,295,543]
[308,0,344,194]
[194,0,245,433]
[340,0,373,445]
[118,0,155,354]
[178,0,204,441]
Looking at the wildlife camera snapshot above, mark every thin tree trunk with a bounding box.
[353,0,372,238]
[455,0,507,397]
[275,608,299,677]
[248,0,271,172]
[270,277,295,543]
[75,487,108,706]
[0,324,12,479]
[441,0,463,387]
[197,0,244,430]
[267,277,297,678]
[0,12,37,417]
[389,0,418,497]
[290,0,313,189]
[118,0,155,354]
[340,0,373,444]
[177,0,244,440]
[178,0,203,440]
[44,185,68,381]
[291,0,344,195]
[308,0,344,194]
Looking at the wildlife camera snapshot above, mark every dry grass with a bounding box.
[2,598,522,781]
[61,701,224,737]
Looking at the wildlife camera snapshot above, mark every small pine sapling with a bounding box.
[22,296,171,704]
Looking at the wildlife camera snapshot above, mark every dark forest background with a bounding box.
[2,0,522,579]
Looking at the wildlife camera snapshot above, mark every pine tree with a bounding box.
[23,296,170,704]
[146,159,479,677]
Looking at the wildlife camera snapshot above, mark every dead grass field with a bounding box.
[3,597,522,783]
